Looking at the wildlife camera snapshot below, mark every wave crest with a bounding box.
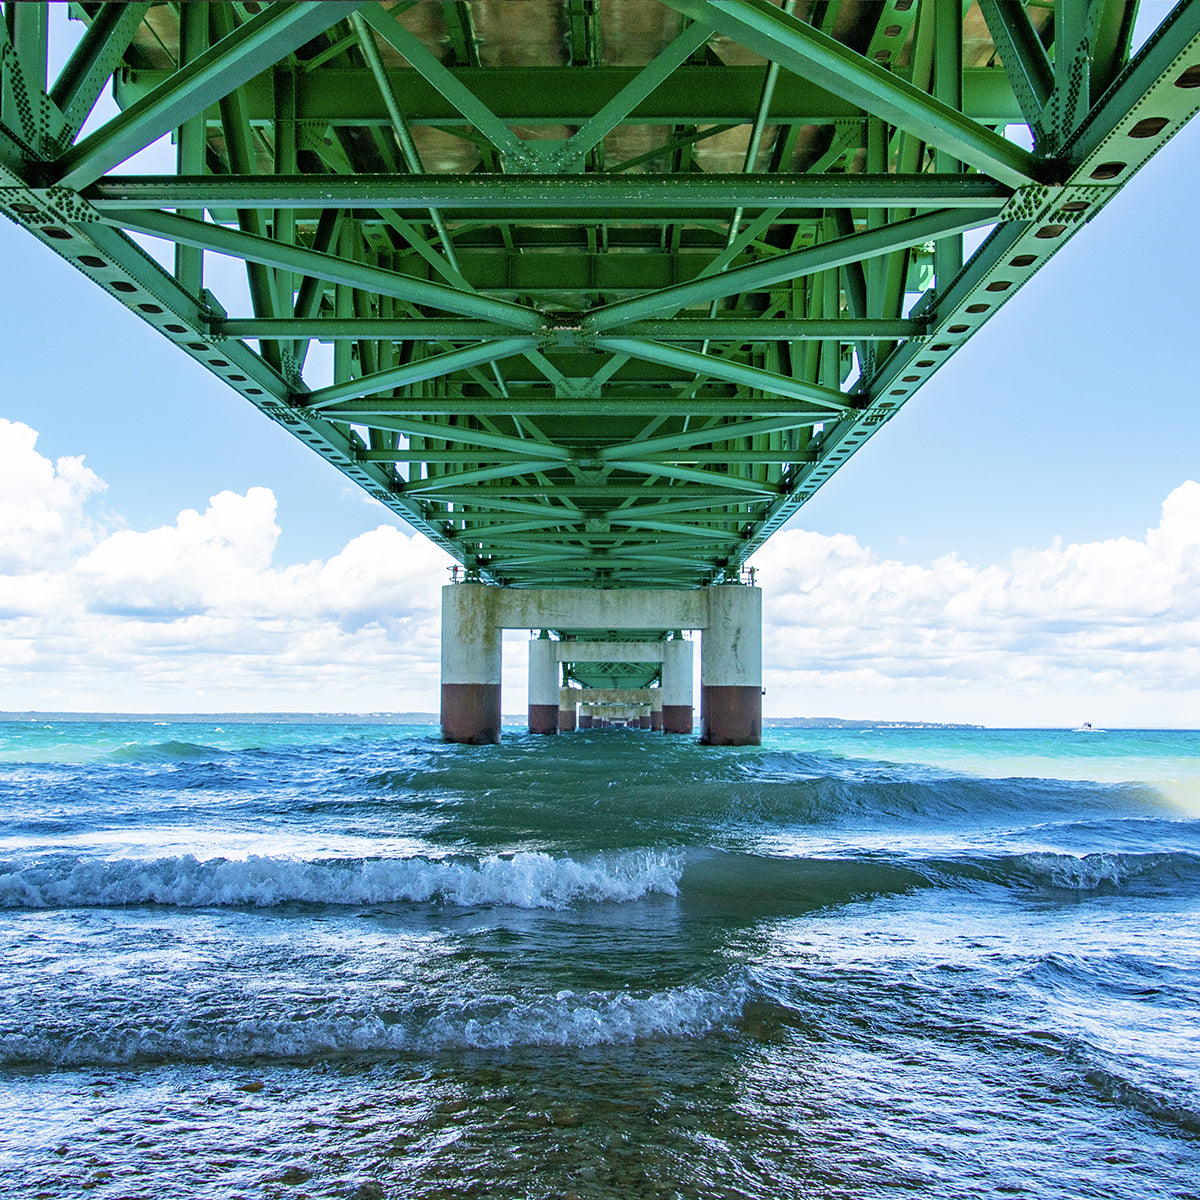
[0,848,682,911]
[960,849,1200,892]
[0,982,743,1067]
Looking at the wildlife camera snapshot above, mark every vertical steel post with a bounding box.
[174,1,206,297]
[934,0,964,288]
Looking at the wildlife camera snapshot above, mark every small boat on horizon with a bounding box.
[1073,721,1106,732]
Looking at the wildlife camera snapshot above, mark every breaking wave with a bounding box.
[5,844,1197,914]
[0,981,746,1067]
[0,848,682,910]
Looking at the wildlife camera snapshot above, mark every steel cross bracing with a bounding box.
[3,0,1199,590]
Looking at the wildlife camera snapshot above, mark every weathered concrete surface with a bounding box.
[700,586,762,745]
[442,585,502,743]
[558,686,578,732]
[441,585,502,685]
[700,685,762,746]
[441,683,502,745]
[529,704,558,734]
[489,589,710,631]
[661,639,693,734]
[528,638,560,734]
[575,688,656,705]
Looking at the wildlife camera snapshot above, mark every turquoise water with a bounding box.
[1,721,1198,1198]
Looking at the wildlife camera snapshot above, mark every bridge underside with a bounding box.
[2,1,1198,596]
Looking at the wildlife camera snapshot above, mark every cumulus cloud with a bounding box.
[751,482,1200,724]
[0,421,451,711]
[0,418,105,573]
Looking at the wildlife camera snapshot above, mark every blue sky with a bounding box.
[1,4,1198,725]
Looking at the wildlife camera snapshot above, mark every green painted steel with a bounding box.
[2,0,1199,594]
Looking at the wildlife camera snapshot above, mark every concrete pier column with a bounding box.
[700,586,762,746]
[579,711,593,729]
[441,584,502,744]
[528,635,559,734]
[559,687,577,733]
[650,693,663,732]
[661,638,694,734]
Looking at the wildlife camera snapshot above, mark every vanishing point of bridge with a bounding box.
[2,1,1198,742]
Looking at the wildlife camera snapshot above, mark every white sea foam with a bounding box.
[0,848,683,910]
[0,982,744,1066]
[1002,850,1200,890]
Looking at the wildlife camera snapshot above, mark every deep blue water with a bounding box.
[0,721,1197,1199]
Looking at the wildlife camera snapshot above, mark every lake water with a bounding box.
[1,720,1197,1199]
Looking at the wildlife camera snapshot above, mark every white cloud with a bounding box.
[0,418,105,573]
[0,421,451,711]
[2,419,1200,724]
[79,487,280,617]
[751,481,1200,725]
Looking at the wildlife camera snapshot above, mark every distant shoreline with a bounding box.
[3,711,982,730]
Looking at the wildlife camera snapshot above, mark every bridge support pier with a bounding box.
[661,638,694,734]
[700,586,762,746]
[559,687,578,733]
[441,584,502,745]
[528,635,559,734]
[440,584,760,745]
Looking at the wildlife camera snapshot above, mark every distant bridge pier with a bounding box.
[559,687,578,733]
[528,634,559,734]
[440,584,761,745]
[661,638,694,735]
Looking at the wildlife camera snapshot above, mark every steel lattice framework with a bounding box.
[2,0,1199,592]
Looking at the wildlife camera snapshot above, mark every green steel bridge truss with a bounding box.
[3,0,1199,592]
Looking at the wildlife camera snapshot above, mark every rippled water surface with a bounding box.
[1,720,1198,1199]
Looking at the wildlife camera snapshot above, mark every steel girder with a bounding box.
[2,0,1199,592]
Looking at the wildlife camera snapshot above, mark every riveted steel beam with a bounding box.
[662,0,1042,187]
[299,337,537,408]
[114,64,1029,126]
[563,19,713,163]
[213,317,927,342]
[105,208,542,330]
[598,338,849,411]
[595,416,821,461]
[49,2,151,146]
[88,173,1013,211]
[603,460,780,496]
[977,0,1054,130]
[2,0,1190,593]
[403,461,570,494]
[319,395,841,417]
[357,3,529,167]
[585,206,1001,330]
[53,2,363,190]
